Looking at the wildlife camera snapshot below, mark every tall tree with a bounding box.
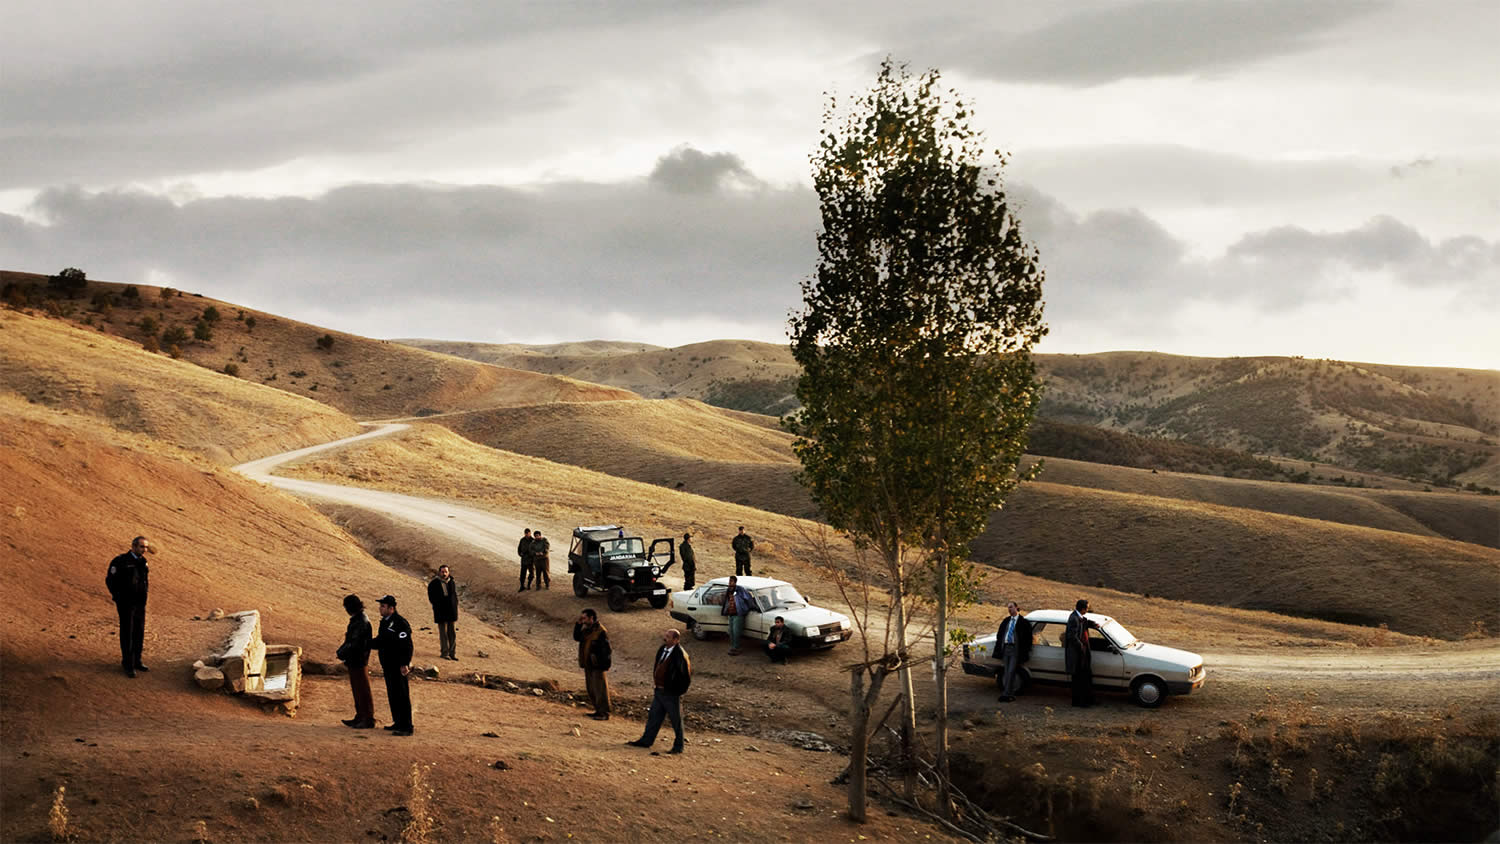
[787,59,1047,821]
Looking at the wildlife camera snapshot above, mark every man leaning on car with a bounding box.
[996,601,1033,702]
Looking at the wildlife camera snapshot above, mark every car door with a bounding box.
[694,584,729,633]
[1088,633,1127,688]
[744,589,771,640]
[1024,622,1068,685]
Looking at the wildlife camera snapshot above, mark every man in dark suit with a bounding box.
[627,628,692,753]
[1065,598,1103,707]
[996,601,1033,702]
[336,594,375,728]
[105,536,152,677]
[371,595,415,735]
[679,532,697,590]
[517,529,534,591]
[427,565,459,661]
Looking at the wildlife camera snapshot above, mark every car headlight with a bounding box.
[651,566,660,576]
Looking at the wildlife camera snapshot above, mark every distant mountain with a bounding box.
[404,337,1500,488]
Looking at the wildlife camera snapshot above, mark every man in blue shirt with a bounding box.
[995,601,1033,702]
[721,576,754,655]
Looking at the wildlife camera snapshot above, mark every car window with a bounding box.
[1031,623,1053,647]
[701,585,727,606]
[754,585,807,611]
[1101,619,1138,648]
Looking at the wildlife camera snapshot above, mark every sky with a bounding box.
[2,0,1497,369]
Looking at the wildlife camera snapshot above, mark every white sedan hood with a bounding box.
[774,606,848,629]
[1131,642,1201,671]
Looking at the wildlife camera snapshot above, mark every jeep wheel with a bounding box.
[606,586,629,613]
[648,593,669,610]
[572,572,589,598]
[1130,676,1166,708]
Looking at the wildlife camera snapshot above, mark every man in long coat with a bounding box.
[1065,598,1103,708]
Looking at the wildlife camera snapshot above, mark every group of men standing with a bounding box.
[516,529,551,591]
[336,593,415,734]
[995,597,1104,708]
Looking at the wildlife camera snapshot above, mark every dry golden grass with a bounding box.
[4,272,636,420]
[0,309,360,462]
[277,423,1442,649]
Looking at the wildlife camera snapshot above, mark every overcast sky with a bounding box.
[2,0,1496,368]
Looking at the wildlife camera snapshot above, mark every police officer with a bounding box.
[731,526,754,577]
[105,536,152,677]
[679,532,697,590]
[517,529,534,592]
[371,595,415,735]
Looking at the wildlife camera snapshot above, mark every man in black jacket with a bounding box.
[105,536,152,677]
[371,595,415,735]
[573,608,612,720]
[427,565,459,661]
[996,601,1033,702]
[731,526,754,577]
[531,531,551,589]
[627,628,692,753]
[1065,598,1103,708]
[336,594,375,728]
[679,532,696,590]
[517,529,534,592]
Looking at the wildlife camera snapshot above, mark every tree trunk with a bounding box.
[847,664,890,823]
[893,591,919,802]
[934,551,952,819]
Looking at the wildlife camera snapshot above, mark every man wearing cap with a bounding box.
[370,595,415,735]
[731,526,754,577]
[531,531,551,590]
[679,532,697,590]
[105,535,152,678]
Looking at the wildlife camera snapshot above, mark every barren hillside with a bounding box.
[0,309,360,462]
[2,271,637,419]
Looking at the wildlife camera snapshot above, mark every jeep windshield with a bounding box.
[599,537,645,559]
[753,585,807,612]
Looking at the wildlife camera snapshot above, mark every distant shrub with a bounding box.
[223,362,240,377]
[161,325,188,347]
[308,383,319,391]
[289,369,307,378]
[141,336,160,353]
[202,306,221,323]
[121,285,140,304]
[193,320,213,342]
[316,333,335,351]
[244,316,257,332]
[159,287,176,300]
[49,267,88,298]
[167,344,182,359]
[138,315,159,336]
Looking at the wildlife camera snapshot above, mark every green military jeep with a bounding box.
[567,525,676,612]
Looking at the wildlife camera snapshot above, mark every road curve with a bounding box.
[234,423,528,557]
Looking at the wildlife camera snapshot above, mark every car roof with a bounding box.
[700,576,789,590]
[1023,610,1115,625]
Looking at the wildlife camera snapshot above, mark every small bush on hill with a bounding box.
[49,267,88,298]
[223,362,239,377]
[316,333,335,351]
[141,336,160,353]
[244,316,257,332]
[193,320,213,342]
[138,315,159,336]
[161,325,188,347]
[202,306,220,323]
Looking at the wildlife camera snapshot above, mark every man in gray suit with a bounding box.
[996,601,1033,702]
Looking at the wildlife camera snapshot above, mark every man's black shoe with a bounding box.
[133,664,150,672]
[124,667,136,678]
[626,740,649,747]
[351,720,376,729]
[589,713,610,720]
[392,729,414,736]
[667,746,684,754]
[384,725,400,731]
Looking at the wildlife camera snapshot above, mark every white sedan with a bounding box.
[668,576,853,650]
[962,610,1206,707]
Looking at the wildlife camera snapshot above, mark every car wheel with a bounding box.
[690,621,711,641]
[1130,676,1166,708]
[648,593,669,610]
[606,586,628,612]
[572,572,588,598]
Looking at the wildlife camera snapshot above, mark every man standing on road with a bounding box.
[531,531,551,590]
[371,595,415,735]
[731,526,754,577]
[337,594,375,728]
[427,565,459,661]
[105,535,152,678]
[679,532,697,590]
[573,608,613,720]
[1066,598,1102,708]
[721,575,754,656]
[517,529,535,591]
[996,601,1033,702]
[627,628,691,754]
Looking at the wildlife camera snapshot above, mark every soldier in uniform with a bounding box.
[531,531,551,589]
[105,536,152,677]
[679,532,697,590]
[517,529,534,592]
[370,595,415,735]
[731,526,754,577]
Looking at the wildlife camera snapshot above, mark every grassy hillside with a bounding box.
[408,337,1498,487]
[0,309,360,462]
[3,270,637,420]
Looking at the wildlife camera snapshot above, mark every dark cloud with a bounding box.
[649,146,760,194]
[3,158,1493,343]
[899,0,1386,85]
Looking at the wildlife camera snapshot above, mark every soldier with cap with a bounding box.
[370,595,415,735]
[531,530,551,589]
[679,532,697,590]
[731,526,754,577]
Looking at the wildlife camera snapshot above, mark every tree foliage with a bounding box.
[786,58,1047,822]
